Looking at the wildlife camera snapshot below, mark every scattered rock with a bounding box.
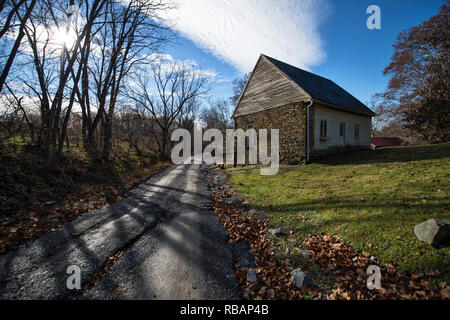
[247,270,258,283]
[235,202,248,211]
[248,209,270,223]
[231,241,256,268]
[266,288,275,299]
[414,219,450,247]
[441,286,450,299]
[294,248,313,260]
[226,195,240,205]
[268,228,284,236]
[290,269,317,289]
[258,286,266,296]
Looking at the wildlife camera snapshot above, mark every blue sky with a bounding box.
[161,0,443,106]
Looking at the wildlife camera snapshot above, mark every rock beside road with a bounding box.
[247,209,270,223]
[247,270,258,283]
[414,219,450,247]
[290,269,317,289]
[231,241,256,268]
[268,228,284,236]
[294,248,313,260]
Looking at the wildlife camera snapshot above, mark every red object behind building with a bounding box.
[371,137,408,149]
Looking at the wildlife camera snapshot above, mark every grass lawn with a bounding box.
[227,144,450,281]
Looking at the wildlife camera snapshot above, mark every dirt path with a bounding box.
[0,164,241,300]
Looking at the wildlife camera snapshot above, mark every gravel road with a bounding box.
[0,164,241,300]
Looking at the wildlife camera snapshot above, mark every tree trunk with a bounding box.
[0,0,36,95]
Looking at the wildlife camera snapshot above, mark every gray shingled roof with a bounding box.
[263,55,375,116]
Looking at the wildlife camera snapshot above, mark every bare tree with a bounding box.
[200,98,232,131]
[3,83,37,142]
[230,72,251,107]
[16,0,107,154]
[0,0,37,94]
[11,0,173,158]
[68,0,173,160]
[128,62,210,159]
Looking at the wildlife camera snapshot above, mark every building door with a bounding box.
[339,122,346,145]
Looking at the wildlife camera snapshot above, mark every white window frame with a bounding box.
[354,124,360,141]
[320,120,327,138]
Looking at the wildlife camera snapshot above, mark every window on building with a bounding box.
[354,124,360,140]
[320,120,327,138]
[339,122,346,137]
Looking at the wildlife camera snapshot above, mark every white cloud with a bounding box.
[147,53,217,80]
[216,77,232,84]
[161,0,329,73]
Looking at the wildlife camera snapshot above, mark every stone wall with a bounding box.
[234,102,307,164]
[234,101,372,165]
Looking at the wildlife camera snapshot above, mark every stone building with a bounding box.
[231,54,376,164]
